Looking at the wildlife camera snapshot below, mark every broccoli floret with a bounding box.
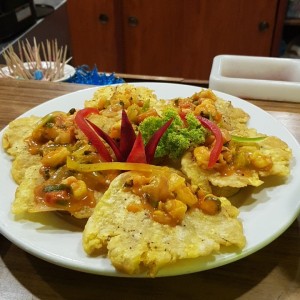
[139,108,206,159]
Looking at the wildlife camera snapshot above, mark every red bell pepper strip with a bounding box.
[119,110,136,161]
[86,119,123,161]
[179,111,187,125]
[76,108,175,165]
[75,108,112,162]
[197,116,223,168]
[145,118,173,163]
[126,132,147,163]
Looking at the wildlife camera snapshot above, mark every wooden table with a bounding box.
[0,78,299,300]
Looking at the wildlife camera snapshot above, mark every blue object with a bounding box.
[66,65,124,85]
[34,69,44,80]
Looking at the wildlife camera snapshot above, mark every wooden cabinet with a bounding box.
[67,0,287,80]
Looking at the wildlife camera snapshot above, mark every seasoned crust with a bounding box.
[2,116,40,157]
[83,171,245,277]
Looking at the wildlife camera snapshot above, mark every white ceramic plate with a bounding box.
[0,62,75,82]
[0,82,300,277]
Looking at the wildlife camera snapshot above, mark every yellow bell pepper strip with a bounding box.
[197,116,223,168]
[86,119,123,161]
[145,118,173,163]
[231,135,266,143]
[120,110,136,161]
[75,108,113,162]
[66,156,164,172]
[126,132,147,163]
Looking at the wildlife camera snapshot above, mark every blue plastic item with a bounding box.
[66,65,124,85]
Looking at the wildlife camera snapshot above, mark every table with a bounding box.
[0,78,299,300]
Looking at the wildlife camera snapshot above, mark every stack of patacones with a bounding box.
[2,84,292,277]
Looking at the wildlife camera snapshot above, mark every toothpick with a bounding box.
[0,38,71,81]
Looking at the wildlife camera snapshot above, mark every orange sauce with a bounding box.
[34,169,119,213]
[34,184,96,213]
[26,137,43,155]
[124,172,185,226]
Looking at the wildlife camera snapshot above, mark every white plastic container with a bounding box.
[209,55,300,102]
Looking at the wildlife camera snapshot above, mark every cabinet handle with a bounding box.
[99,13,109,24]
[258,21,269,32]
[128,16,138,27]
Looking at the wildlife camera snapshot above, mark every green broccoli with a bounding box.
[139,108,206,159]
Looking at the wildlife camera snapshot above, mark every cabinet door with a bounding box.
[67,0,122,72]
[122,0,279,80]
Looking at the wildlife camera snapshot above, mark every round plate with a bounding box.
[0,82,300,277]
